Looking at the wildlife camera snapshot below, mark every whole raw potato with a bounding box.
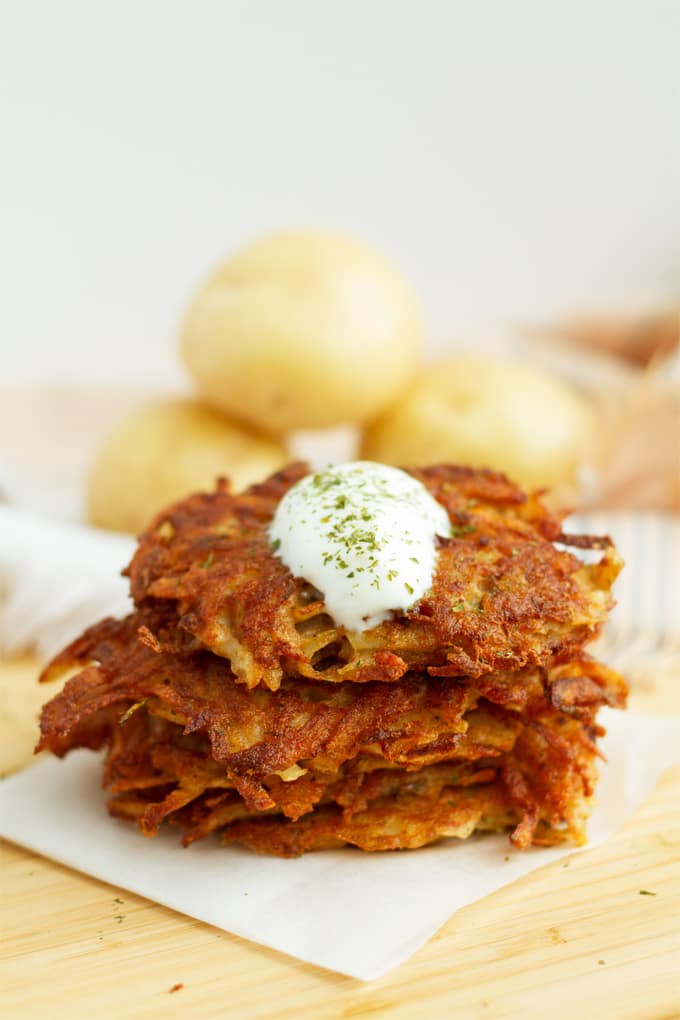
[361,357,595,492]
[88,399,287,533]
[181,231,423,433]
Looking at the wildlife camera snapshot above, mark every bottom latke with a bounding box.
[87,706,597,856]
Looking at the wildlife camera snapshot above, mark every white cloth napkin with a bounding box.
[0,507,134,659]
[0,709,678,980]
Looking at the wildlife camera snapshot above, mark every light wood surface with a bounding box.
[1,656,679,1020]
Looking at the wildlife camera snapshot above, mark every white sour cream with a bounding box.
[269,461,451,632]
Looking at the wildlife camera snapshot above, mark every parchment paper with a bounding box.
[1,709,678,980]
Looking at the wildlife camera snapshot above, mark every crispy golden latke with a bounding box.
[38,614,625,781]
[38,695,602,855]
[37,614,625,854]
[36,463,627,856]
[125,464,623,690]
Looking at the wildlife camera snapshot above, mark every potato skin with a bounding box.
[361,357,595,493]
[181,231,423,433]
[87,398,287,533]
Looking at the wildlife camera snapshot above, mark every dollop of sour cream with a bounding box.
[269,461,451,632]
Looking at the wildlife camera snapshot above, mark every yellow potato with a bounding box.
[88,398,287,533]
[181,231,423,433]
[361,357,595,493]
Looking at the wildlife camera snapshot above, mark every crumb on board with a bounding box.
[169,983,184,994]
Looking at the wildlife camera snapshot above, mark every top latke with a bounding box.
[126,463,622,690]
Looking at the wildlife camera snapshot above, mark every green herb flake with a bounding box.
[639,889,656,896]
[200,552,214,569]
[451,523,476,538]
[404,582,414,596]
[270,538,281,553]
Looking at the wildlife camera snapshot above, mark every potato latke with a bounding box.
[37,464,627,855]
[126,464,622,690]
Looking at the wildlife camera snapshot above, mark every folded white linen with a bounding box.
[0,506,134,659]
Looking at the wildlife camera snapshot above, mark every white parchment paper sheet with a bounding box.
[0,709,678,980]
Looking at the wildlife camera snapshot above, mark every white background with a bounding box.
[1,0,679,386]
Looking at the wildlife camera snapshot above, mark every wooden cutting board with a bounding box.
[1,656,679,1020]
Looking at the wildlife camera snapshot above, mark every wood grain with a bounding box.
[1,656,679,1019]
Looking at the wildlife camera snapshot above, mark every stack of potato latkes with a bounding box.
[38,464,627,856]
